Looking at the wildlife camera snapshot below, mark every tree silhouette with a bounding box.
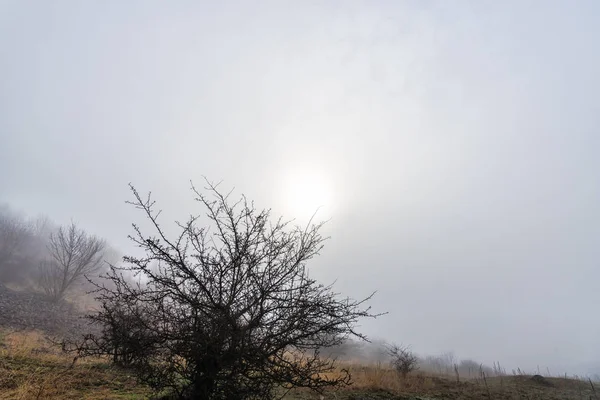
[39,222,106,302]
[74,181,381,399]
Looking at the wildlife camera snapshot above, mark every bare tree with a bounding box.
[387,343,419,378]
[71,181,382,400]
[39,222,106,302]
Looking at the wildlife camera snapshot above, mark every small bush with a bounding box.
[387,343,418,378]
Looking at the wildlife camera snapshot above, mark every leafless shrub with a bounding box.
[387,343,418,378]
[38,222,106,302]
[74,301,156,366]
[69,181,382,400]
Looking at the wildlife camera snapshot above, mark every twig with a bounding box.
[589,378,598,400]
[480,365,491,399]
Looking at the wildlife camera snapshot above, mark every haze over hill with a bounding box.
[1,1,599,378]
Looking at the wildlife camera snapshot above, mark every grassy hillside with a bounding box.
[0,330,149,399]
[1,329,598,400]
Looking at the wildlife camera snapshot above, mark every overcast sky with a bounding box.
[1,1,599,375]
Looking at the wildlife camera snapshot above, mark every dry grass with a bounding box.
[1,330,597,400]
[0,329,150,399]
[286,360,599,399]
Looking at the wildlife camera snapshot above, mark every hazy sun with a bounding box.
[280,168,334,223]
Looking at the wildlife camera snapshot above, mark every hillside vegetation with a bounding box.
[1,327,598,400]
[1,204,598,399]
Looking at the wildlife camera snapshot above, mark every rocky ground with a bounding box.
[0,283,92,338]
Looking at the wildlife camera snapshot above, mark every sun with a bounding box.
[279,168,334,223]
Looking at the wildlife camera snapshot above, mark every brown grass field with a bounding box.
[0,329,597,400]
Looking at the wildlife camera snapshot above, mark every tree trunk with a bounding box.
[189,357,219,399]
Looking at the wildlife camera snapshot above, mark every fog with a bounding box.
[1,1,599,376]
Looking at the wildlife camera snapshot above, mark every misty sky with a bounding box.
[1,1,600,375]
